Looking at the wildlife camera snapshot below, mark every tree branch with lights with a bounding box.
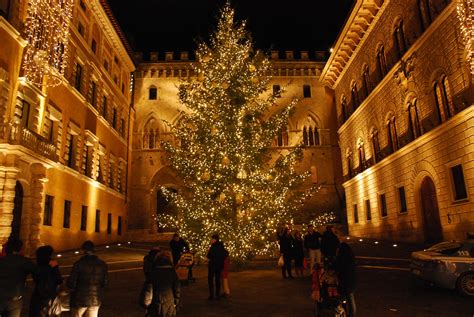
[158,3,318,260]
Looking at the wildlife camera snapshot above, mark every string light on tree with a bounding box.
[22,0,74,87]
[157,3,318,261]
[457,0,474,74]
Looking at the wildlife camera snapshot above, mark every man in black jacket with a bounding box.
[67,241,108,317]
[0,238,35,317]
[304,224,322,273]
[169,233,189,266]
[321,225,340,259]
[206,234,227,300]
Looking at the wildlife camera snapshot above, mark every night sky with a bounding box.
[108,0,354,55]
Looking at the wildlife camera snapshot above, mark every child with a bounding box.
[311,263,323,316]
[221,252,230,298]
[323,267,339,297]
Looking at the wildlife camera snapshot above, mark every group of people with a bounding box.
[0,238,108,317]
[278,224,356,317]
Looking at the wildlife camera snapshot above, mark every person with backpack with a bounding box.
[30,245,63,317]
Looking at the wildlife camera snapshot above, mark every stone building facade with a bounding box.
[321,0,473,243]
[0,0,134,254]
[128,51,343,238]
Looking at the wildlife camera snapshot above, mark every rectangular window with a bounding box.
[117,216,122,236]
[63,200,71,228]
[303,84,311,98]
[74,63,83,92]
[18,98,31,129]
[379,193,388,217]
[353,204,358,224]
[44,195,53,226]
[398,187,408,213]
[95,209,100,233]
[77,22,84,37]
[84,146,94,177]
[67,134,76,169]
[112,108,117,128]
[91,39,97,54]
[451,165,468,200]
[365,199,372,221]
[109,163,114,188]
[120,118,125,137]
[80,205,88,231]
[149,87,157,100]
[103,60,109,71]
[107,213,112,234]
[90,81,97,108]
[102,96,107,118]
[273,85,281,98]
[80,0,86,11]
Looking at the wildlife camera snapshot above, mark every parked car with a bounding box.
[411,234,474,296]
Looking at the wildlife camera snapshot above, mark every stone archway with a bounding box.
[10,181,24,240]
[420,176,443,243]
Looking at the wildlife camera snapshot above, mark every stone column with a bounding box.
[25,163,47,255]
[0,167,19,246]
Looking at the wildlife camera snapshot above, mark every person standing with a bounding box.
[145,253,181,317]
[143,246,161,279]
[293,230,305,277]
[277,227,294,279]
[206,234,227,300]
[321,225,340,260]
[67,241,108,317]
[335,242,357,317]
[0,238,35,317]
[220,252,230,298]
[30,245,63,317]
[304,224,322,274]
[169,233,189,266]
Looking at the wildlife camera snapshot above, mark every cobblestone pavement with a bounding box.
[19,238,474,317]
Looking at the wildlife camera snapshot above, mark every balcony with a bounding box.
[8,125,58,162]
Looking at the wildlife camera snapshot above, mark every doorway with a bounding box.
[11,181,24,240]
[420,176,443,243]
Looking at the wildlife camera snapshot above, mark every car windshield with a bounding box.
[427,242,463,255]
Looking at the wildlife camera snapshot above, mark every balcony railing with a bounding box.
[8,125,58,161]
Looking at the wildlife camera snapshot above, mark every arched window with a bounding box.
[393,21,407,58]
[377,46,388,80]
[407,101,422,140]
[276,126,289,147]
[351,83,359,109]
[302,118,320,146]
[149,86,157,100]
[144,118,159,149]
[371,130,381,163]
[341,96,348,121]
[418,0,432,30]
[387,117,398,153]
[358,141,366,169]
[434,75,455,123]
[347,152,353,178]
[362,66,370,98]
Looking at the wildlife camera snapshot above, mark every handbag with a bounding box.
[277,255,284,267]
[138,281,153,308]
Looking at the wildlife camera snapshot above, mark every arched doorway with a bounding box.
[156,187,177,232]
[420,176,443,243]
[11,181,24,240]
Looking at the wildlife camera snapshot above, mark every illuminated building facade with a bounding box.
[0,0,134,254]
[321,0,473,242]
[128,51,343,239]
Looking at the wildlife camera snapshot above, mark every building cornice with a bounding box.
[89,0,135,72]
[320,0,385,88]
[0,16,27,47]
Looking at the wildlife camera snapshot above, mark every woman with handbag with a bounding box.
[30,245,63,317]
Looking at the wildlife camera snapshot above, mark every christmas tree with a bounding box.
[158,3,317,260]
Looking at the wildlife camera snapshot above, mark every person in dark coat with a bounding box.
[144,246,161,279]
[67,241,108,317]
[0,238,35,317]
[293,230,305,277]
[321,225,340,259]
[206,234,227,300]
[169,233,189,266]
[145,253,180,317]
[30,245,63,317]
[304,224,322,274]
[335,242,357,317]
[277,227,294,279]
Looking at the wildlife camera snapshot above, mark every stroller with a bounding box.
[175,251,196,284]
[312,260,348,317]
